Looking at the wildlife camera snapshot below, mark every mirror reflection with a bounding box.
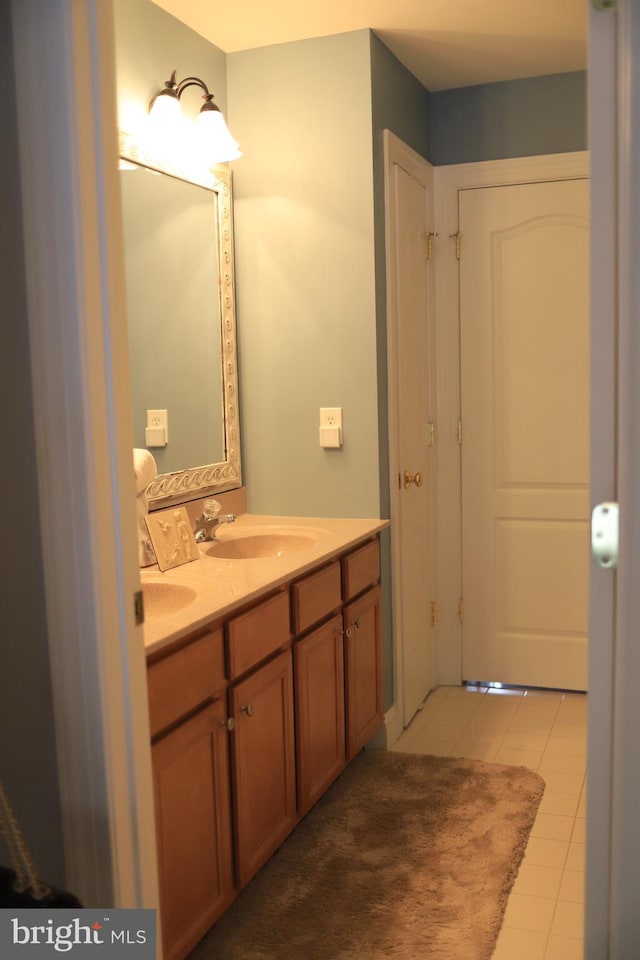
[118,138,241,508]
[121,163,225,473]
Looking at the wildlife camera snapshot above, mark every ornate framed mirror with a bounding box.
[119,130,241,509]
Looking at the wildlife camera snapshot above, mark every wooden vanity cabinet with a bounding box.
[147,532,383,960]
[342,540,383,760]
[294,613,346,815]
[229,648,297,888]
[148,628,233,960]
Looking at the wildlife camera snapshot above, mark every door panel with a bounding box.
[460,178,589,690]
[388,152,436,724]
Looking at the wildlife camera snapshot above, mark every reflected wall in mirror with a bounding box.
[119,131,241,509]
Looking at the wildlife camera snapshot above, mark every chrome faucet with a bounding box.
[193,498,236,543]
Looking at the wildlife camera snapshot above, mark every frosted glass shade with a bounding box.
[195,109,241,163]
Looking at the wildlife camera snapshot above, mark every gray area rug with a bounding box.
[190,751,545,960]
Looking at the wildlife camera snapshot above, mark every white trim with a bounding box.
[383,130,436,734]
[366,706,401,750]
[433,150,589,686]
[11,0,157,909]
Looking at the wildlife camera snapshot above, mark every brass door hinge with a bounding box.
[427,421,436,447]
[424,232,439,260]
[449,231,461,259]
[430,601,438,627]
[457,419,462,445]
[134,589,144,626]
[458,598,465,624]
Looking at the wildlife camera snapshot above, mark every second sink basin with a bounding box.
[142,580,198,620]
[203,531,318,560]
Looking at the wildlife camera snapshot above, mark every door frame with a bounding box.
[432,151,589,686]
[10,0,158,911]
[383,129,436,741]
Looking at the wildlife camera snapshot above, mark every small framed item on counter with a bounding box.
[145,507,199,571]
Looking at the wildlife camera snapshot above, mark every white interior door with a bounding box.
[460,178,589,690]
[384,132,436,728]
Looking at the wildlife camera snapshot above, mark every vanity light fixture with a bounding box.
[149,70,241,164]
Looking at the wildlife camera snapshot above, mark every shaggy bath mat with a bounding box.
[190,750,545,960]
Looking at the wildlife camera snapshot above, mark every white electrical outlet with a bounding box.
[319,407,342,429]
[319,407,343,448]
[146,409,168,447]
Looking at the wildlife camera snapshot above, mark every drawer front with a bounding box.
[148,627,225,738]
[292,561,342,635]
[227,590,291,680]
[342,538,380,601]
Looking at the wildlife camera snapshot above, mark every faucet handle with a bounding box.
[202,498,222,521]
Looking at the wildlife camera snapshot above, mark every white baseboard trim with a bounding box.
[365,705,402,750]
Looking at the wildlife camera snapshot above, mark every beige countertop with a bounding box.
[142,513,389,656]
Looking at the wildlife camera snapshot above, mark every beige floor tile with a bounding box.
[551,899,584,939]
[577,789,587,818]
[403,738,455,757]
[523,837,570,870]
[531,813,575,843]
[549,724,586,743]
[558,869,585,903]
[565,842,586,872]
[508,716,555,736]
[503,893,556,934]
[539,770,585,796]
[544,736,587,757]
[544,934,584,960]
[457,724,507,746]
[512,863,563,900]
[448,740,499,762]
[413,718,470,740]
[492,926,547,959]
[571,818,586,843]
[539,754,586,777]
[538,790,580,818]
[494,746,543,770]
[501,731,549,752]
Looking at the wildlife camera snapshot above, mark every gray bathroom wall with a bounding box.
[430,71,587,165]
[227,31,380,519]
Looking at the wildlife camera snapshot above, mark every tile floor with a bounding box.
[392,684,586,960]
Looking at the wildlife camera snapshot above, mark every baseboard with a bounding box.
[365,705,402,750]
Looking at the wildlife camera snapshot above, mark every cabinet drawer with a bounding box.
[227,590,290,680]
[292,561,342,635]
[148,627,225,739]
[342,538,380,601]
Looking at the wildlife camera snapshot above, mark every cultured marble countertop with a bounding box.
[142,513,389,656]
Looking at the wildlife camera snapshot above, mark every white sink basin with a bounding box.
[203,531,318,560]
[142,580,197,620]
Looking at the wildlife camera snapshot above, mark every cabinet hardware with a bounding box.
[240,704,254,717]
[342,627,352,638]
[403,470,423,488]
[219,717,236,731]
[351,617,362,629]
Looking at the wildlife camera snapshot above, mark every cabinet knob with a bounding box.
[342,627,352,638]
[240,704,254,717]
[219,717,236,732]
[352,616,362,629]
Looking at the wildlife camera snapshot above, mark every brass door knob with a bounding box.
[240,704,254,717]
[403,471,423,489]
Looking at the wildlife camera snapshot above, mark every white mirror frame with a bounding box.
[119,129,241,508]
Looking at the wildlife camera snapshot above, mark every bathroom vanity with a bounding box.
[143,514,387,960]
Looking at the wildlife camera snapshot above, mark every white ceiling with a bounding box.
[150,0,587,92]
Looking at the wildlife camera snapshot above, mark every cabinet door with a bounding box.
[230,649,297,888]
[152,700,234,960]
[344,585,383,760]
[294,614,346,815]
